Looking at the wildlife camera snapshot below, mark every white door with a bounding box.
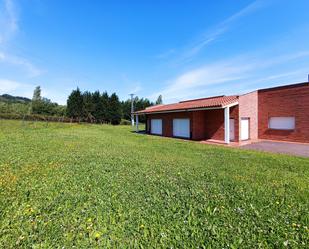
[230,119,235,141]
[151,119,162,135]
[173,119,190,138]
[241,118,249,140]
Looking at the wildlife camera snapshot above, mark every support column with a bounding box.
[135,114,139,132]
[224,106,230,144]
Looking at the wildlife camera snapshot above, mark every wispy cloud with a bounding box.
[0,52,43,77]
[0,0,43,78]
[0,0,18,44]
[157,1,266,63]
[130,85,142,94]
[0,78,34,97]
[186,1,264,58]
[151,50,309,102]
[0,78,21,92]
[155,49,176,59]
[121,74,142,95]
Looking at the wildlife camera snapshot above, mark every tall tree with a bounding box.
[66,88,84,120]
[32,86,42,101]
[92,91,104,123]
[83,91,95,122]
[31,86,42,114]
[155,95,163,105]
[101,91,109,123]
[108,93,122,125]
[121,99,131,121]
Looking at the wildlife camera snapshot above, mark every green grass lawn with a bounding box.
[0,120,308,248]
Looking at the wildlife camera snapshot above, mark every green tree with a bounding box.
[31,86,43,114]
[135,97,152,123]
[92,91,104,123]
[101,91,109,123]
[83,91,95,122]
[32,86,42,102]
[108,93,122,125]
[121,97,153,123]
[121,99,131,121]
[155,95,163,105]
[66,88,84,121]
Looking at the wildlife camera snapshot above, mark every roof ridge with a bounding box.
[258,82,309,92]
[179,95,225,103]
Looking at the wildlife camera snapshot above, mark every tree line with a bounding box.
[66,88,160,124]
[0,85,162,125]
[66,88,122,124]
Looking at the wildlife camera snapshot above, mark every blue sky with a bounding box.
[0,0,309,104]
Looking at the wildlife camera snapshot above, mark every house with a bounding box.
[134,82,309,144]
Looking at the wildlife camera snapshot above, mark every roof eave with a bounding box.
[134,101,238,115]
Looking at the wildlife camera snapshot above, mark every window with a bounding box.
[268,117,295,130]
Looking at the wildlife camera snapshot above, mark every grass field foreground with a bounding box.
[0,120,308,248]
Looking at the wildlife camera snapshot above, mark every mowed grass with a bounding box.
[0,120,308,248]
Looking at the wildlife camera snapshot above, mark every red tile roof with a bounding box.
[135,95,239,114]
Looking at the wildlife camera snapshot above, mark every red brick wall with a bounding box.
[231,106,239,142]
[204,109,224,141]
[147,112,193,138]
[239,91,258,140]
[146,106,239,141]
[258,84,309,142]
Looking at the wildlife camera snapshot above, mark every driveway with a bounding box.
[240,140,309,157]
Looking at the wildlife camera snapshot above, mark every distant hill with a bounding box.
[0,94,31,103]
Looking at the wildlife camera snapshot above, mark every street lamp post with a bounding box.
[129,93,135,127]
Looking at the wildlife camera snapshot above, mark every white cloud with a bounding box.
[0,0,43,77]
[155,49,176,59]
[121,74,143,95]
[0,0,18,44]
[0,78,35,98]
[158,1,266,63]
[184,1,266,60]
[0,52,43,77]
[0,78,20,92]
[152,50,309,103]
[130,85,142,94]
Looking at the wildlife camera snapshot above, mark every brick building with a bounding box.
[135,82,309,144]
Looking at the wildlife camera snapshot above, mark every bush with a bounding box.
[120,119,131,125]
[0,113,72,123]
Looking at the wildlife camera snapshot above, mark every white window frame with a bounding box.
[268,117,295,130]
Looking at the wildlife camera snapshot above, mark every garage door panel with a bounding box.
[173,119,190,138]
[151,119,162,135]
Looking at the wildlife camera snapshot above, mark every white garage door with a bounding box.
[151,119,162,135]
[241,118,249,140]
[173,119,190,138]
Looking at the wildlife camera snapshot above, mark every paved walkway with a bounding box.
[240,140,309,157]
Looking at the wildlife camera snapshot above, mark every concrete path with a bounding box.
[240,140,309,158]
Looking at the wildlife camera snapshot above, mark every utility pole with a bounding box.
[129,93,135,126]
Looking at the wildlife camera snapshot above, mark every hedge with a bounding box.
[0,113,72,123]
